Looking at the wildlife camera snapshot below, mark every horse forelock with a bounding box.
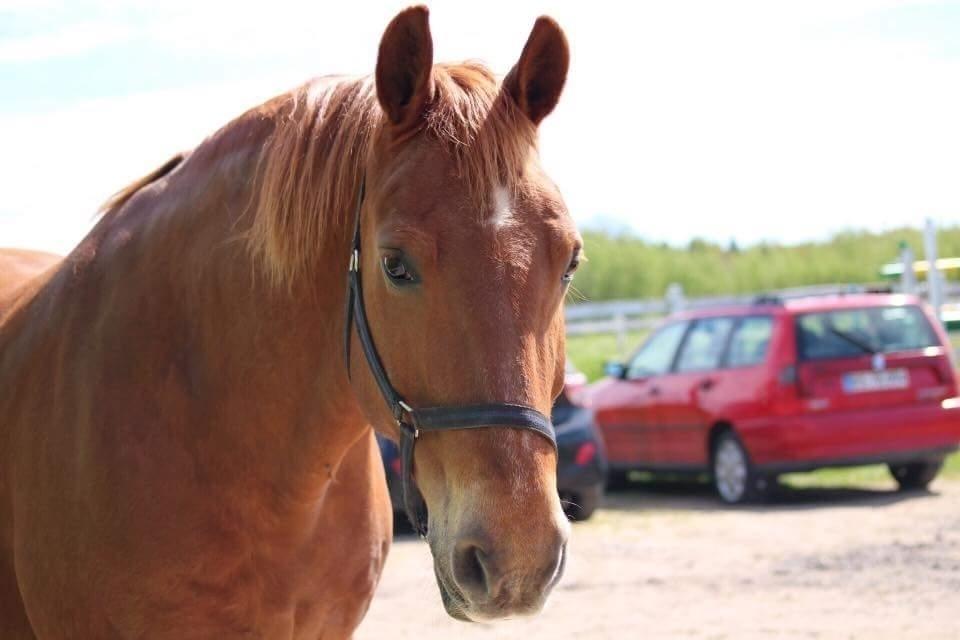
[247,62,539,288]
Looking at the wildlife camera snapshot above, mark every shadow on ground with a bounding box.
[600,478,939,514]
[392,479,940,539]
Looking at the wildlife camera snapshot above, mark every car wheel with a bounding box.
[889,458,943,491]
[561,484,603,522]
[711,431,770,505]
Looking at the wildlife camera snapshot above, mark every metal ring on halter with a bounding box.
[396,400,418,438]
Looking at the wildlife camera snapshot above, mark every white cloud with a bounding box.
[0,21,133,62]
[0,77,298,253]
[1,0,959,255]
[537,0,960,244]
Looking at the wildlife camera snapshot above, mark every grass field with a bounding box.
[781,451,960,488]
[567,329,960,487]
[566,330,647,381]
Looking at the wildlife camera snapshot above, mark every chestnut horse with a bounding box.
[0,7,579,638]
[0,250,60,303]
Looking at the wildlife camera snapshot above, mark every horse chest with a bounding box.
[165,517,388,639]
[11,423,392,639]
[140,460,392,639]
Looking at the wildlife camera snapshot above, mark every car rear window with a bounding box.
[796,305,939,361]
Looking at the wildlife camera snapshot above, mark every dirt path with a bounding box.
[356,479,960,639]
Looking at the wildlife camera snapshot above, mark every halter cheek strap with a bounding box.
[343,177,557,537]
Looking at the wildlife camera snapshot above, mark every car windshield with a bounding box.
[796,305,939,361]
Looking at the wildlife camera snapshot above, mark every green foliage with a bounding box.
[566,331,647,382]
[566,224,960,486]
[781,452,960,487]
[572,226,960,302]
[947,452,960,476]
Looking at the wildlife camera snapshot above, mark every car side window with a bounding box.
[726,316,774,367]
[675,317,736,373]
[627,321,689,379]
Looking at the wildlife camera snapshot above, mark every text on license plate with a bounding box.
[842,368,910,393]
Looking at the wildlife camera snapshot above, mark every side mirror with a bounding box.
[604,361,626,379]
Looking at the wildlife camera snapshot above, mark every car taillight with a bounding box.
[574,441,597,466]
[390,458,402,475]
[935,356,957,389]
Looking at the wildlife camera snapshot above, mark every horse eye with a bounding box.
[382,255,416,284]
[562,252,581,283]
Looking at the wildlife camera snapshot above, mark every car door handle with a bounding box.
[699,378,716,391]
[648,386,661,397]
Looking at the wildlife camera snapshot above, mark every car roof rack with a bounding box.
[752,294,784,306]
[753,284,894,306]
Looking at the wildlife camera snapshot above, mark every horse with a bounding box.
[0,249,61,304]
[0,6,578,637]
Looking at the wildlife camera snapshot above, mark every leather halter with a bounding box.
[344,178,557,537]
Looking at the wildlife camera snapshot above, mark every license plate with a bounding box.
[842,368,909,393]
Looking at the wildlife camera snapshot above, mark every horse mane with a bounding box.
[248,62,538,288]
[98,153,186,219]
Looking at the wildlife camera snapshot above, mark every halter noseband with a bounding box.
[344,178,557,537]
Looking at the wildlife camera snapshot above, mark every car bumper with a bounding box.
[557,458,607,493]
[742,398,960,469]
[555,406,608,494]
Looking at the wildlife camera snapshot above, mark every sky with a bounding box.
[1,0,959,254]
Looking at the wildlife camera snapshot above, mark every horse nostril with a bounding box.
[452,542,492,601]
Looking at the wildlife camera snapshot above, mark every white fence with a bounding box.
[566,220,959,354]
[565,282,960,354]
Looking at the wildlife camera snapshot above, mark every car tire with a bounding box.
[889,458,943,491]
[562,484,603,522]
[711,431,771,505]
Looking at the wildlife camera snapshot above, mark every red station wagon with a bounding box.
[582,294,960,503]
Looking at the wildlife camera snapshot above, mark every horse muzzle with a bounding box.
[432,522,568,622]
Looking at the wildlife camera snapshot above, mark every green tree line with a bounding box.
[570,226,960,303]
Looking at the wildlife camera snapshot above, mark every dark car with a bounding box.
[378,386,607,524]
[551,387,608,520]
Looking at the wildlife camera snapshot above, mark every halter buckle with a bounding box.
[398,419,419,440]
[395,400,418,438]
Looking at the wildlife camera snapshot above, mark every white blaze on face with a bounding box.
[489,185,516,229]
[486,184,534,272]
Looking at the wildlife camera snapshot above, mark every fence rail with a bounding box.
[565,282,960,339]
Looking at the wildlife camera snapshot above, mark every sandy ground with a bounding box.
[355,478,960,639]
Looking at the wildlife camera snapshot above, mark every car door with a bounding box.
[594,321,689,466]
[652,316,736,465]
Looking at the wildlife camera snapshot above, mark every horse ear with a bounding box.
[505,16,569,126]
[376,6,434,128]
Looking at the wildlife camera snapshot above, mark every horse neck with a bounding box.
[93,115,368,505]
